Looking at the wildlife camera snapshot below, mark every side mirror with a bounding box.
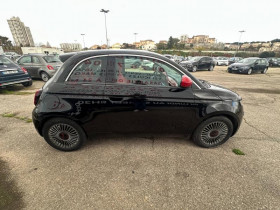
[255,62,259,65]
[180,75,192,88]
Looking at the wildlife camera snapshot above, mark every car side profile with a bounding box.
[17,54,63,82]
[228,57,269,75]
[32,50,243,151]
[0,55,32,88]
[179,56,215,72]
[215,57,229,66]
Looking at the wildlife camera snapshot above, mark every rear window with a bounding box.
[0,56,13,65]
[43,56,61,63]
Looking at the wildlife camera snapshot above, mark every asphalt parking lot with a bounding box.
[0,66,280,209]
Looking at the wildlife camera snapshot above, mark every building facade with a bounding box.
[187,35,216,44]
[60,43,82,52]
[7,17,35,47]
[139,40,156,50]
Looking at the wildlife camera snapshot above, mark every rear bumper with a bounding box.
[0,77,31,87]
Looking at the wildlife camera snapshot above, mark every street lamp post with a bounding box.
[81,34,86,49]
[133,33,138,43]
[235,30,245,57]
[100,9,109,49]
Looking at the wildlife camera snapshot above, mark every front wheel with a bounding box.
[192,66,197,72]
[247,68,252,75]
[192,116,233,148]
[261,68,268,74]
[42,118,87,151]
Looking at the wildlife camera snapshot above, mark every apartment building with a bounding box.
[7,17,35,47]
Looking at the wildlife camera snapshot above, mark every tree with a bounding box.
[167,36,174,49]
[157,43,167,50]
[271,39,280,43]
[173,38,180,48]
[0,36,13,47]
[259,51,275,58]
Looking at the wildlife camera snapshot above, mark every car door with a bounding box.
[61,56,108,135]
[102,55,196,135]
[254,59,261,72]
[198,57,206,69]
[18,56,33,76]
[31,56,42,77]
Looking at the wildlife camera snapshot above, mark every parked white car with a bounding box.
[215,57,229,66]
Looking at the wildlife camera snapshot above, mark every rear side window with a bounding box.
[19,56,31,64]
[106,56,182,87]
[67,57,106,83]
[43,56,61,63]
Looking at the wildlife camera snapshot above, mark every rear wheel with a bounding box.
[247,68,252,75]
[22,80,32,87]
[41,72,50,82]
[192,116,233,148]
[261,68,268,74]
[208,65,214,71]
[42,118,87,151]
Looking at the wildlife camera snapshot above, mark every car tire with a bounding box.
[208,65,214,71]
[41,72,50,82]
[192,116,233,148]
[22,80,32,87]
[228,70,232,73]
[192,66,197,72]
[261,68,268,74]
[247,68,252,75]
[42,118,87,151]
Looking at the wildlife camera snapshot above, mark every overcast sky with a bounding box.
[1,0,279,48]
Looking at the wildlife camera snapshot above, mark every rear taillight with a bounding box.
[34,89,42,105]
[21,67,28,74]
[47,65,54,70]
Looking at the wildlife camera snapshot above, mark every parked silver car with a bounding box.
[17,54,62,81]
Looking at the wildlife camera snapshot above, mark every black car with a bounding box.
[266,57,280,67]
[0,55,32,88]
[228,57,269,75]
[32,50,243,151]
[179,56,215,72]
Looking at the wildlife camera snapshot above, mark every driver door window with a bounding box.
[106,56,182,87]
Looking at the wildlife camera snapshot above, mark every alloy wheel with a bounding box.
[200,121,229,145]
[48,123,80,149]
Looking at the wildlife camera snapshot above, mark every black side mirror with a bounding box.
[255,62,259,65]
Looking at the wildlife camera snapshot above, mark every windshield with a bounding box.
[237,58,257,64]
[43,56,61,63]
[189,57,201,62]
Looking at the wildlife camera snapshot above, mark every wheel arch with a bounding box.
[191,113,240,139]
[36,115,88,138]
